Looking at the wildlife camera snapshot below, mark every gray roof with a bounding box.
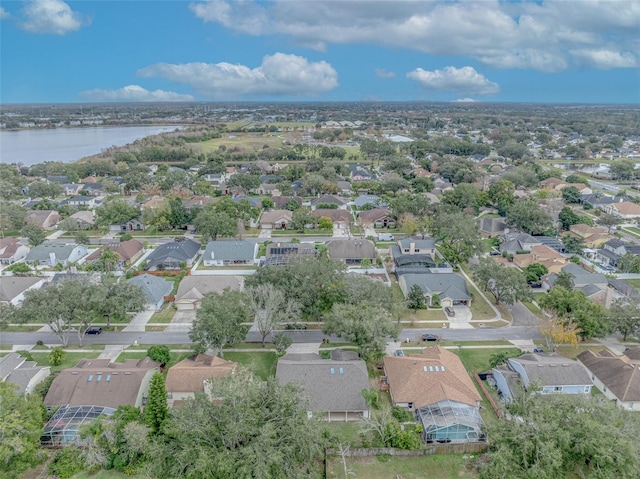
[145,239,200,268]
[510,354,592,387]
[175,275,244,302]
[354,195,382,208]
[476,218,508,235]
[25,244,81,262]
[398,238,435,251]
[558,263,607,287]
[400,273,471,301]
[276,353,369,413]
[608,279,640,299]
[604,238,626,249]
[0,353,50,395]
[311,195,347,206]
[325,240,376,261]
[0,276,43,302]
[203,240,255,262]
[597,248,619,261]
[578,350,640,402]
[128,274,174,305]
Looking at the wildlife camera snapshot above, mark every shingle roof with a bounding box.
[312,209,351,224]
[145,239,200,268]
[0,238,23,260]
[165,354,236,393]
[0,353,50,395]
[175,275,244,302]
[510,354,592,387]
[25,244,81,262]
[399,273,471,301]
[578,350,640,402]
[358,208,392,223]
[311,195,347,206]
[260,209,292,224]
[0,276,43,302]
[127,274,174,305]
[276,353,369,413]
[383,347,481,408]
[325,239,376,261]
[203,240,256,262]
[44,357,160,408]
[86,239,143,263]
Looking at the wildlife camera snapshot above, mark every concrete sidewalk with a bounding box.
[285,342,321,354]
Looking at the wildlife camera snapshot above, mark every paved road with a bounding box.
[0,325,543,347]
[510,301,541,328]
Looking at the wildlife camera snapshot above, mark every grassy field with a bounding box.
[323,422,365,447]
[149,306,176,323]
[29,352,101,373]
[223,351,278,380]
[326,453,477,479]
[199,133,284,153]
[623,278,640,289]
[451,347,522,374]
[467,284,497,321]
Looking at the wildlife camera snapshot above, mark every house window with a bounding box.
[583,386,590,393]
[554,386,562,392]
[408,402,414,410]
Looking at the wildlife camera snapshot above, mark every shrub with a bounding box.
[146,345,171,366]
[121,233,133,241]
[392,406,414,422]
[49,347,66,367]
[272,332,293,353]
[49,446,84,479]
[36,340,44,346]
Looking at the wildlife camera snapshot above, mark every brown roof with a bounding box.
[614,202,640,216]
[358,208,393,223]
[311,209,351,224]
[383,347,481,408]
[0,238,20,260]
[44,357,160,408]
[578,349,640,402]
[184,196,215,208]
[86,239,143,263]
[165,354,236,393]
[260,209,293,225]
[569,224,607,237]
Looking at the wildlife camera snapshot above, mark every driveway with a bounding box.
[509,301,541,328]
[448,306,473,329]
[258,228,272,239]
[165,309,196,332]
[333,225,350,238]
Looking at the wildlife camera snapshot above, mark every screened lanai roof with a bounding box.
[416,399,484,443]
[41,405,116,446]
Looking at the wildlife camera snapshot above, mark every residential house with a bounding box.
[165,354,237,407]
[233,195,262,208]
[383,347,484,443]
[272,196,302,209]
[568,224,611,248]
[41,358,160,445]
[276,349,370,422]
[81,182,105,196]
[311,209,351,229]
[512,244,568,273]
[353,194,383,209]
[24,244,88,267]
[395,238,436,256]
[68,210,95,230]
[61,183,83,196]
[358,208,395,228]
[492,353,592,402]
[603,201,640,220]
[325,239,376,265]
[264,242,316,265]
[0,238,30,264]
[46,175,68,184]
[476,218,508,238]
[607,279,640,301]
[538,177,568,190]
[44,357,160,409]
[85,239,144,269]
[310,195,348,210]
[260,210,292,230]
[0,276,46,306]
[255,184,280,196]
[0,352,50,395]
[202,240,258,267]
[127,274,174,310]
[144,238,200,271]
[499,232,542,254]
[391,238,443,274]
[61,195,97,208]
[595,239,640,268]
[120,219,144,231]
[398,273,471,307]
[347,163,375,181]
[579,194,622,209]
[336,181,353,195]
[25,210,61,230]
[184,196,215,212]
[545,263,613,307]
[578,348,640,410]
[174,275,244,310]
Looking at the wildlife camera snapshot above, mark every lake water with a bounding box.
[0,125,183,166]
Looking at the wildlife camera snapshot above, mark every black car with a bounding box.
[85,327,102,335]
[422,333,440,342]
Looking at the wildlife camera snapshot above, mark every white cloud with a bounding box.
[407,66,499,96]
[79,85,195,102]
[453,98,477,103]
[0,7,10,19]
[19,0,88,35]
[137,53,338,99]
[189,0,639,71]
[570,49,638,69]
[375,68,396,79]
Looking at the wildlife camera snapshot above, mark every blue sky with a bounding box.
[1,0,639,104]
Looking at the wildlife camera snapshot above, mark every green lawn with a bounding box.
[451,348,522,374]
[326,453,477,479]
[468,285,496,321]
[29,352,101,373]
[149,306,176,323]
[621,227,640,239]
[114,351,148,362]
[623,278,640,289]
[223,351,278,380]
[323,422,365,447]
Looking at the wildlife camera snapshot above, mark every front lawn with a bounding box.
[223,351,278,380]
[29,352,101,373]
[149,306,176,323]
[451,347,522,374]
[554,345,605,360]
[623,278,640,289]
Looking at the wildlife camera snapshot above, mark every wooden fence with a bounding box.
[474,372,503,419]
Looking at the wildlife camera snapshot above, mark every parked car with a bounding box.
[421,333,440,342]
[533,348,544,353]
[85,327,102,335]
[394,349,405,357]
[377,233,394,241]
[444,307,455,317]
[528,282,542,288]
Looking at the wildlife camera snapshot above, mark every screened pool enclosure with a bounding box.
[416,399,485,443]
[41,405,116,446]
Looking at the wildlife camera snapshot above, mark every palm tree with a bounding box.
[98,248,120,273]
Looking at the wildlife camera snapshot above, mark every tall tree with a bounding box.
[146,370,323,479]
[472,258,531,305]
[246,285,301,347]
[524,263,548,283]
[538,315,581,350]
[560,185,581,203]
[95,199,140,227]
[323,304,398,361]
[144,373,169,435]
[506,199,553,235]
[190,290,250,357]
[93,277,146,328]
[21,224,47,246]
[617,253,640,273]
[608,298,640,341]
[431,210,482,264]
[0,201,27,233]
[407,284,426,310]
[0,382,44,479]
[193,204,238,241]
[597,212,621,233]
